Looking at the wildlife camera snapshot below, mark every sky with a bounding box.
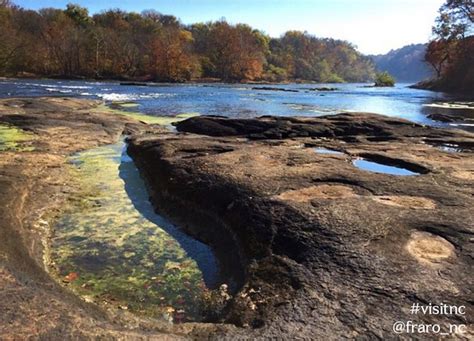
[14,0,445,55]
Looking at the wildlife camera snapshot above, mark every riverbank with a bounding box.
[1,97,473,338]
[411,79,474,98]
[0,74,341,86]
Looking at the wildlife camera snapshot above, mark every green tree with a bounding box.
[374,71,395,87]
[65,3,91,27]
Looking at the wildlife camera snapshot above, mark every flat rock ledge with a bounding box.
[128,113,474,339]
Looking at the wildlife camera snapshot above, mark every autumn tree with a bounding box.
[425,40,451,77]
[0,5,20,72]
[434,0,473,40]
[0,0,13,8]
[424,0,473,91]
[191,21,268,81]
[151,26,199,81]
[0,2,377,83]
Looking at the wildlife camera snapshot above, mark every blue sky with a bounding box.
[14,0,444,54]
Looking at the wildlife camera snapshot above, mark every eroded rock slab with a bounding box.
[0,97,228,339]
[128,113,474,339]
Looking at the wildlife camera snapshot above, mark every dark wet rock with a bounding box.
[425,105,474,133]
[120,82,149,86]
[421,101,474,136]
[175,113,472,142]
[428,112,457,123]
[307,87,339,91]
[129,113,474,338]
[427,111,474,124]
[251,86,299,92]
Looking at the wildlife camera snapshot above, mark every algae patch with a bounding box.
[51,142,219,322]
[113,101,140,108]
[0,124,35,152]
[92,103,199,126]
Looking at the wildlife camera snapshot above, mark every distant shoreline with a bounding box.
[0,74,352,86]
[3,75,420,88]
[410,81,474,99]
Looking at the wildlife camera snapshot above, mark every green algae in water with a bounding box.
[0,124,35,152]
[51,142,219,322]
[112,101,140,108]
[92,103,199,126]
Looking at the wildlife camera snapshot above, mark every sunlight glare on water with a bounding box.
[0,79,462,125]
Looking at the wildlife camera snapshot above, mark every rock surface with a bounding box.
[423,105,474,133]
[128,113,474,339]
[0,97,229,339]
[1,97,473,339]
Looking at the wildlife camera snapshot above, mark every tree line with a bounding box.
[0,1,375,82]
[424,0,473,92]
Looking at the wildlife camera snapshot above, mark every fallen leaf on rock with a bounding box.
[63,272,79,283]
[173,309,186,323]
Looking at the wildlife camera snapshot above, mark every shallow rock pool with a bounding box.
[314,147,344,155]
[50,141,219,322]
[353,158,419,176]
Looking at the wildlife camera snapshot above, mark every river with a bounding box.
[1,78,472,127]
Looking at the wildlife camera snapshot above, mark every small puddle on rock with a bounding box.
[436,143,465,153]
[353,159,419,176]
[51,141,220,323]
[314,147,344,155]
